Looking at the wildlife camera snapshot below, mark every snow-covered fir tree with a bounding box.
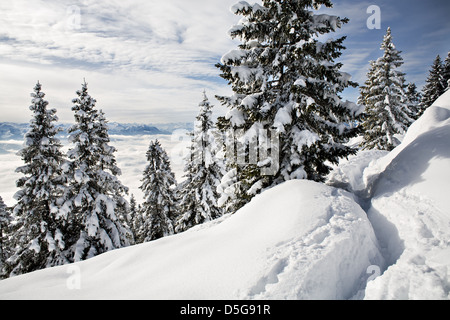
[95,109,133,245]
[7,82,68,276]
[175,92,225,233]
[129,194,144,244]
[62,81,132,262]
[405,83,422,121]
[0,196,11,279]
[140,140,178,242]
[360,27,414,151]
[216,0,363,212]
[358,60,377,110]
[421,55,446,114]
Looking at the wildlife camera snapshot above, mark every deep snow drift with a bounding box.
[1,91,450,300]
[0,180,383,299]
[329,91,450,299]
[363,92,450,299]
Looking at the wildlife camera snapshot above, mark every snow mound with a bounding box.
[364,91,450,299]
[0,180,382,300]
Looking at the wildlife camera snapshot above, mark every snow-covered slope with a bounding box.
[330,91,450,299]
[363,91,450,299]
[0,180,382,300]
[1,92,449,300]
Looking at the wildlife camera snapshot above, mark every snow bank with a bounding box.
[327,149,389,196]
[327,91,450,299]
[363,90,450,300]
[0,180,382,300]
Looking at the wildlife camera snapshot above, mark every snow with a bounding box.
[1,92,450,300]
[294,129,320,150]
[221,49,247,65]
[294,77,307,88]
[230,1,251,14]
[273,103,293,132]
[230,66,264,84]
[327,149,389,196]
[0,180,383,300]
[332,90,450,299]
[226,108,246,127]
[363,91,450,299]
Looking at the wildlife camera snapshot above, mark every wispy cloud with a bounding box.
[0,0,238,70]
[0,0,239,123]
[0,0,449,123]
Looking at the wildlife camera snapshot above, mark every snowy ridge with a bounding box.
[0,92,450,300]
[331,91,450,299]
[363,91,450,299]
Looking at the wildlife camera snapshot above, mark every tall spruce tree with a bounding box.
[140,140,178,242]
[62,81,132,262]
[175,92,225,233]
[0,196,11,279]
[421,55,446,114]
[360,27,414,151]
[216,0,362,212]
[7,82,68,276]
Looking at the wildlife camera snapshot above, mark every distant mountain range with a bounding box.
[0,122,194,141]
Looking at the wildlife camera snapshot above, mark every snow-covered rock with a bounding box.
[0,180,383,300]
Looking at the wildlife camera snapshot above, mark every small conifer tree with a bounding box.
[405,83,422,120]
[421,55,446,114]
[175,92,225,233]
[140,140,178,241]
[360,27,414,151]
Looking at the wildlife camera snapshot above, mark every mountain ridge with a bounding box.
[0,122,194,140]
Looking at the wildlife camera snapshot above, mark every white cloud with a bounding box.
[0,134,187,206]
[0,0,239,123]
[2,0,448,124]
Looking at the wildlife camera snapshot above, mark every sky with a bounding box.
[0,0,449,124]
